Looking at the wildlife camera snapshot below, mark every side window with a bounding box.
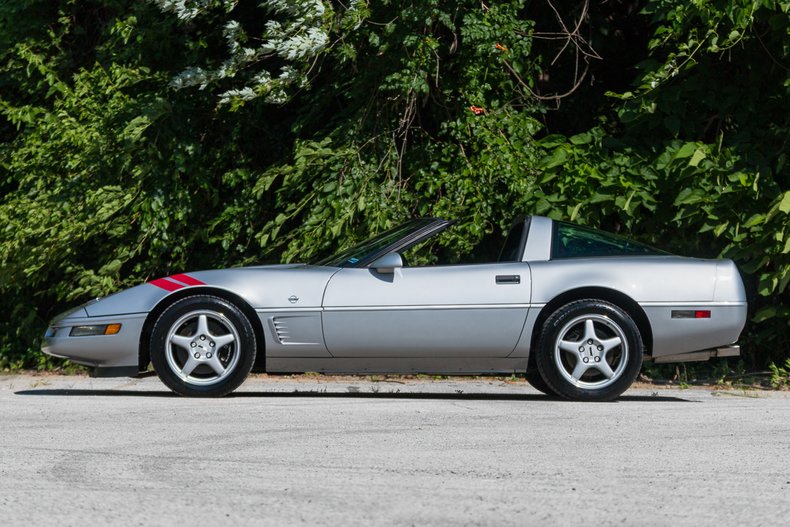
[552,222,666,259]
[498,220,527,262]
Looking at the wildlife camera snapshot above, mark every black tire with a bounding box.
[525,362,558,397]
[535,299,643,402]
[150,295,256,397]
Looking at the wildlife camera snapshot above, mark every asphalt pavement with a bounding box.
[1,374,789,526]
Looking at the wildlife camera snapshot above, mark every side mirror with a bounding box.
[370,252,403,274]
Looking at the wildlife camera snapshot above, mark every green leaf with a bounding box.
[589,193,614,204]
[778,191,790,214]
[536,134,567,148]
[121,115,152,142]
[688,148,706,167]
[780,268,790,294]
[674,188,703,206]
[674,143,697,159]
[713,222,729,237]
[569,202,583,221]
[569,132,592,145]
[743,214,766,228]
[98,260,122,276]
[753,306,777,323]
[758,274,779,296]
[539,148,569,169]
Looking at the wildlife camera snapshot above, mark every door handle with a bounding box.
[495,275,520,284]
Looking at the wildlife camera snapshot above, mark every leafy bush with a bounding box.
[1,0,788,370]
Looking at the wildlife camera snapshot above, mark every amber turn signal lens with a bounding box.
[70,324,123,337]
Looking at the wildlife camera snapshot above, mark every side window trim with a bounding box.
[497,216,530,263]
[517,216,530,261]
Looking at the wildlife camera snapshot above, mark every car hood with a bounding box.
[84,264,339,317]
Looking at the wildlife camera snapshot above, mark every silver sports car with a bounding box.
[43,216,747,401]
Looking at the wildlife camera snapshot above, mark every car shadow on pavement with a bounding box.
[13,389,693,402]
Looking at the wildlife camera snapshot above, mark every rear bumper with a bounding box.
[651,345,741,364]
[643,303,747,357]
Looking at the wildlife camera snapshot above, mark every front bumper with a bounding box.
[42,313,146,371]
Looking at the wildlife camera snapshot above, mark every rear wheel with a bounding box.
[535,299,643,401]
[150,295,256,397]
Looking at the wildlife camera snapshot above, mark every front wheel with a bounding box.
[535,300,643,401]
[525,365,558,397]
[150,295,256,397]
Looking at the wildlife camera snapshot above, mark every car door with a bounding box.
[321,262,531,357]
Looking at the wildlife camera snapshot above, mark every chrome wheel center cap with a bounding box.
[580,343,603,364]
[581,344,598,357]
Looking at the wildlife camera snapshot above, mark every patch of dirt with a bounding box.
[2,369,780,390]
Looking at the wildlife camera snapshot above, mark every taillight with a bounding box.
[671,310,711,319]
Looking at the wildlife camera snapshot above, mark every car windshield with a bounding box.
[314,219,436,267]
[552,221,668,259]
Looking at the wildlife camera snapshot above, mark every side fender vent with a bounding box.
[272,317,290,343]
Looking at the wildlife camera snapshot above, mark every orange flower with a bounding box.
[495,43,508,52]
[469,105,486,115]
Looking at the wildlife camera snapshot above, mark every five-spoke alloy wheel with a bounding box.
[535,299,643,401]
[151,295,256,397]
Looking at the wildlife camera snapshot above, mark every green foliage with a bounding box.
[769,358,790,388]
[532,0,790,364]
[236,0,547,262]
[0,0,278,367]
[152,0,363,106]
[1,0,789,370]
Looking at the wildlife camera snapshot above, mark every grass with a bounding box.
[640,357,785,390]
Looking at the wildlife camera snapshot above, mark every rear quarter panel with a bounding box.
[529,256,719,303]
[526,256,747,357]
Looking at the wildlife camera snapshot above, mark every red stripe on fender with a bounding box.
[149,278,184,292]
[169,273,205,286]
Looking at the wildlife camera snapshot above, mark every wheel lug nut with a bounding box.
[583,357,589,363]
[210,341,215,347]
[578,346,585,352]
[194,352,200,359]
[594,357,601,362]
[587,339,593,345]
[597,345,603,351]
[190,342,196,348]
[200,335,206,341]
[206,352,212,359]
